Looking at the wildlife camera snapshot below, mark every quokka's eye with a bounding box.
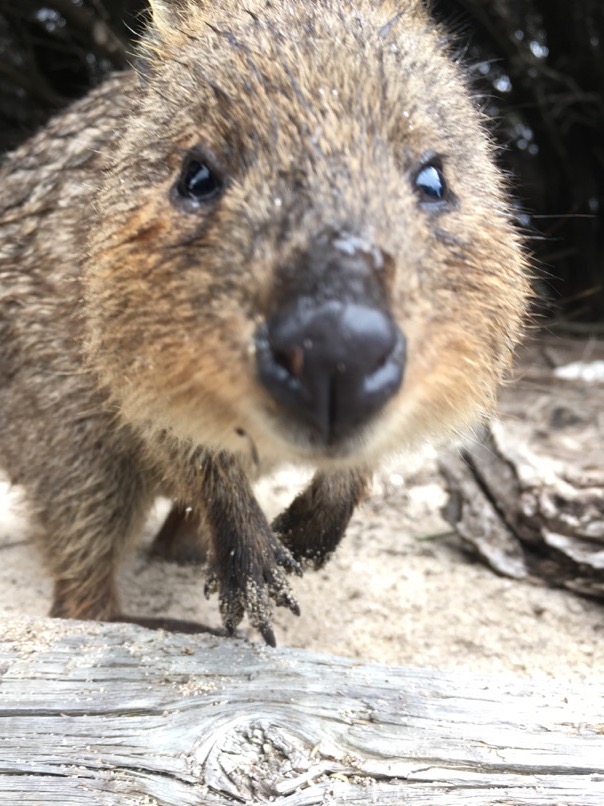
[413,162,449,205]
[173,149,224,210]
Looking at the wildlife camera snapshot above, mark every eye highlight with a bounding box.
[413,161,450,206]
[172,149,224,211]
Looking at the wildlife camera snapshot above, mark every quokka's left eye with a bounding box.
[414,163,448,203]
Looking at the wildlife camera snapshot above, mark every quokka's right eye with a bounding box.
[172,149,224,210]
[414,164,447,202]
[411,153,455,211]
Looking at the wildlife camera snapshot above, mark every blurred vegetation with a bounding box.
[0,0,602,323]
[0,0,143,147]
[434,0,604,324]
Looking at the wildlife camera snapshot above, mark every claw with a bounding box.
[281,552,304,577]
[259,624,277,647]
[287,598,301,617]
[219,592,245,634]
[272,580,301,615]
[272,536,304,577]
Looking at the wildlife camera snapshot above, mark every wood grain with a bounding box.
[0,618,602,804]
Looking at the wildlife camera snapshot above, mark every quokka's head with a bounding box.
[84,0,530,468]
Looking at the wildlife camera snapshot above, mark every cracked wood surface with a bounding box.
[0,618,602,804]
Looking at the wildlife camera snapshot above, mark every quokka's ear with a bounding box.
[147,0,210,39]
[148,0,195,35]
[136,0,208,78]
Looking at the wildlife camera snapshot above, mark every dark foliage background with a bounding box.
[0,0,602,322]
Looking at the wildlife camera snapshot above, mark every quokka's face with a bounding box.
[85,0,529,468]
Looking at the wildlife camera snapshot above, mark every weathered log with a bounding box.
[440,419,604,598]
[439,336,604,598]
[0,618,603,804]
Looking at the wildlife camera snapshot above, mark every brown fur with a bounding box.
[0,0,529,644]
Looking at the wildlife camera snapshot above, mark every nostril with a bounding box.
[273,345,305,378]
[374,346,392,372]
[362,329,406,398]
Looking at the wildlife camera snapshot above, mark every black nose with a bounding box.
[255,301,405,443]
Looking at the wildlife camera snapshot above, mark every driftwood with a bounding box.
[439,341,604,599]
[0,618,603,805]
[439,420,604,598]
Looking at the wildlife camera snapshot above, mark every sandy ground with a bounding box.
[0,337,602,683]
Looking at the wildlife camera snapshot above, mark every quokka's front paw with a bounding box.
[272,471,369,571]
[204,529,302,647]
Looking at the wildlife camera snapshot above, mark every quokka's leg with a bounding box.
[272,469,370,569]
[30,449,152,621]
[199,451,302,646]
